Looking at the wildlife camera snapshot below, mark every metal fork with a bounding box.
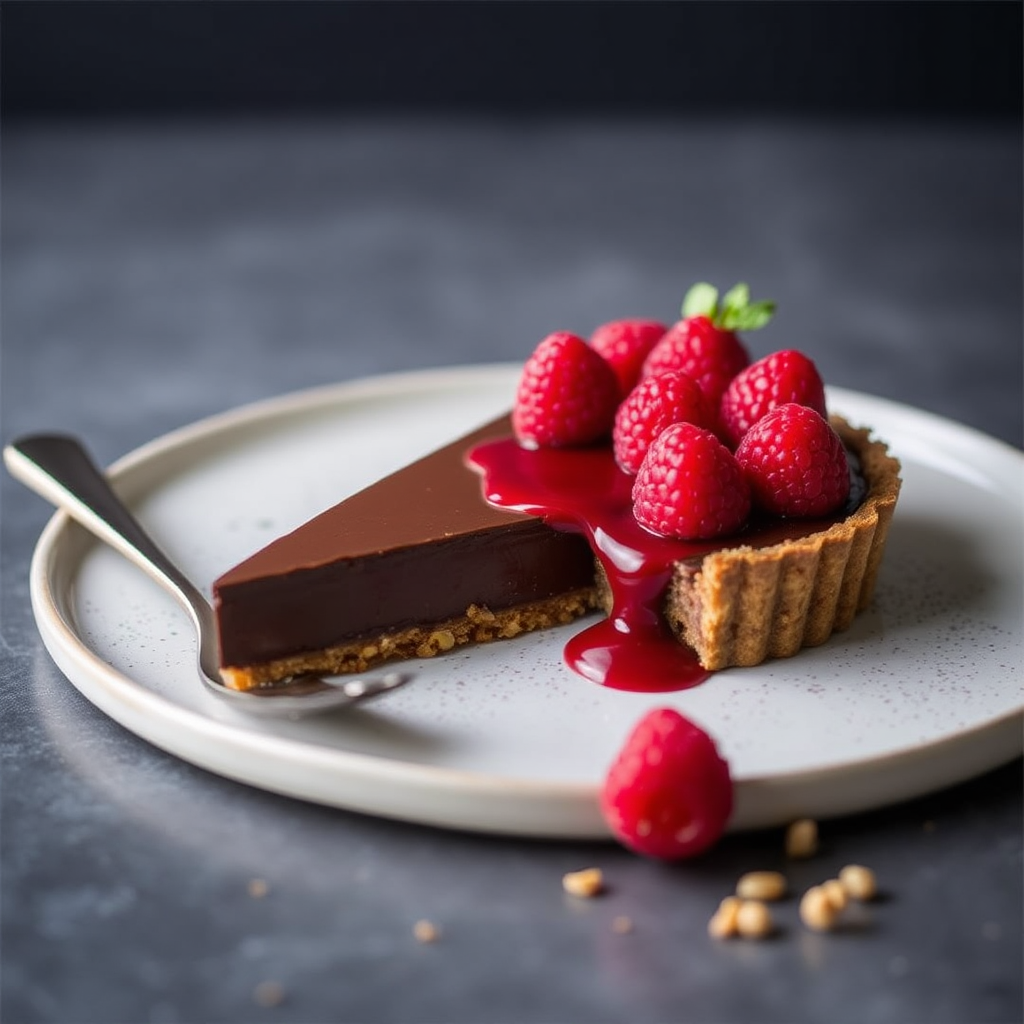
[4,434,411,717]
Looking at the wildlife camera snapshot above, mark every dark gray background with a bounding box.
[5,1,1020,120]
[2,3,1021,1023]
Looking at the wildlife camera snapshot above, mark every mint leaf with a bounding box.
[721,282,750,313]
[683,280,776,330]
[720,300,776,331]
[682,282,719,320]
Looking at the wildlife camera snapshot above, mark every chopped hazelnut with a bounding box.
[708,896,742,939]
[735,900,775,939]
[253,980,285,1007]
[800,886,840,932]
[736,870,787,901]
[562,867,605,898]
[247,878,269,899]
[785,818,819,859]
[413,919,440,943]
[821,878,848,912]
[839,864,877,901]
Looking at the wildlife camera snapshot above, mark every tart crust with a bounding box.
[658,416,902,669]
[220,588,601,690]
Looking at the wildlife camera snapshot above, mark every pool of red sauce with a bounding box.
[467,438,860,694]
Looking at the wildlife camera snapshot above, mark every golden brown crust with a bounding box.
[661,416,902,669]
[221,588,601,690]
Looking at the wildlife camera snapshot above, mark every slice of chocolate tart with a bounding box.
[214,407,900,691]
[213,416,600,690]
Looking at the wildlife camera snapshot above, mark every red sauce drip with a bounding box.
[467,438,858,694]
[468,439,718,692]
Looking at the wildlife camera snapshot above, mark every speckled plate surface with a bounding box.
[26,365,1024,837]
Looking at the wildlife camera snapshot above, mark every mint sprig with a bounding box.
[681,282,776,332]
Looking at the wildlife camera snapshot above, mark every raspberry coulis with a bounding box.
[468,437,862,694]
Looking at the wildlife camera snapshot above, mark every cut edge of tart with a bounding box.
[218,588,601,691]
[657,415,902,670]
[213,415,603,691]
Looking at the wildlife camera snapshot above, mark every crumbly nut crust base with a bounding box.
[660,416,902,670]
[220,588,601,691]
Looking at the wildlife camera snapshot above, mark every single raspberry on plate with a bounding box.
[632,422,751,539]
[612,369,712,474]
[589,318,667,396]
[600,707,733,861]
[640,282,774,415]
[735,403,851,517]
[512,331,621,448]
[719,349,827,448]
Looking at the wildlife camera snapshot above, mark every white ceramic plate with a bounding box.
[26,365,1024,838]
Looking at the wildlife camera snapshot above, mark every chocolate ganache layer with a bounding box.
[212,416,599,689]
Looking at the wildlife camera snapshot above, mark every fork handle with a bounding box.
[5,433,415,710]
[3,434,207,615]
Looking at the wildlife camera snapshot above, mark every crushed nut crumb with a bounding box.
[736,870,787,901]
[562,867,605,898]
[467,604,496,623]
[735,899,775,939]
[839,864,877,901]
[708,895,742,939]
[430,630,456,652]
[820,878,848,912]
[413,919,440,943]
[247,878,269,899]
[800,885,840,932]
[785,818,819,859]
[253,980,285,1007]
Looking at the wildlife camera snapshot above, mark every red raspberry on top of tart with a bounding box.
[720,348,828,448]
[589,318,668,396]
[641,283,774,429]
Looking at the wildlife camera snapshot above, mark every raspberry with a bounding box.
[600,707,733,861]
[632,422,751,540]
[719,349,827,448]
[589,318,667,396]
[612,370,712,474]
[512,331,620,448]
[735,403,851,517]
[641,316,750,415]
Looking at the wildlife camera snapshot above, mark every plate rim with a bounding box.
[25,364,1024,837]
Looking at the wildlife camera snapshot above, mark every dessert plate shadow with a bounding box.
[25,365,1024,838]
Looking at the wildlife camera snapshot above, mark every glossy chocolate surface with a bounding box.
[213,416,595,666]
